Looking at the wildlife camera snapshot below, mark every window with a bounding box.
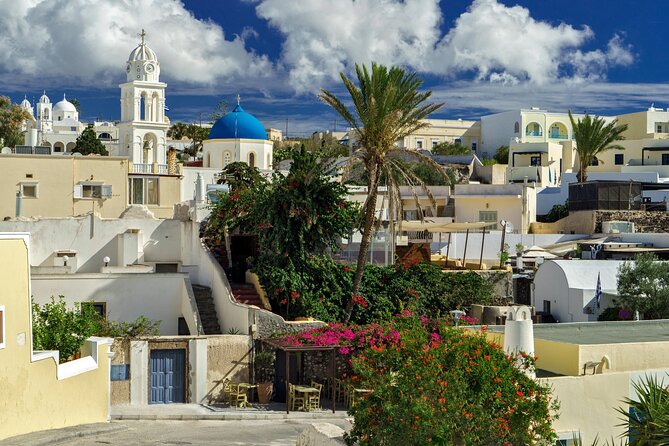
[663,154,669,166]
[657,123,665,133]
[83,302,106,319]
[514,121,520,133]
[223,152,231,167]
[454,138,462,145]
[530,156,541,166]
[20,182,38,198]
[615,154,624,165]
[478,211,498,229]
[128,177,159,205]
[590,158,599,166]
[431,139,439,148]
[471,142,477,151]
[74,183,112,199]
[0,305,4,349]
[416,139,423,149]
[248,152,255,167]
[543,300,551,314]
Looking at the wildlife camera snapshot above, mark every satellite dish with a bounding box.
[1,147,10,154]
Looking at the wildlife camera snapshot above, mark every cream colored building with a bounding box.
[399,118,480,152]
[0,233,112,441]
[0,154,183,220]
[487,320,669,444]
[452,183,536,234]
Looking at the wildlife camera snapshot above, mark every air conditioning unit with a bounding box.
[602,221,635,234]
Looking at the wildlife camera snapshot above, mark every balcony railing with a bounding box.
[525,131,543,137]
[132,163,153,174]
[548,133,568,139]
[129,162,179,175]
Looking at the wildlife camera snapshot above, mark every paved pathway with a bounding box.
[57,420,349,446]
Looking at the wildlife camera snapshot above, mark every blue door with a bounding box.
[150,349,185,404]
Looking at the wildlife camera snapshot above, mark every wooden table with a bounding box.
[293,385,319,411]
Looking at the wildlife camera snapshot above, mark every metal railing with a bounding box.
[548,133,568,139]
[525,131,543,137]
[157,164,168,175]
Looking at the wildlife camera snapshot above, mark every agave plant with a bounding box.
[616,374,669,445]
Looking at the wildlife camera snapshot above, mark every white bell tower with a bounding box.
[118,29,169,166]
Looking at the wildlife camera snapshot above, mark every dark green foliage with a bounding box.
[168,122,210,158]
[253,256,494,323]
[545,202,569,222]
[218,161,266,192]
[431,142,471,156]
[494,145,509,164]
[73,124,108,156]
[95,316,161,339]
[617,253,669,319]
[408,162,449,186]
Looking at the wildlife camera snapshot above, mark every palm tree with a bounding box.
[616,374,669,444]
[319,63,445,320]
[568,111,628,182]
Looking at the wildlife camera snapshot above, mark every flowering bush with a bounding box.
[254,255,495,322]
[275,313,557,445]
[343,314,558,445]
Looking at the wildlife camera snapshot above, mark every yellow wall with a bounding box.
[455,195,525,232]
[544,372,629,444]
[0,154,128,219]
[535,339,581,376]
[580,341,669,373]
[0,235,111,441]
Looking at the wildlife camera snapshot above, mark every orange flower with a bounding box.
[495,391,502,397]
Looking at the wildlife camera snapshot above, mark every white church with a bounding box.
[17,29,274,172]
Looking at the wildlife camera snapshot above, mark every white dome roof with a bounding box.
[53,94,76,113]
[128,42,157,62]
[39,92,50,104]
[20,97,31,109]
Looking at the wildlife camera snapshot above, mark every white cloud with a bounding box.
[0,0,273,88]
[255,0,634,92]
[255,0,442,92]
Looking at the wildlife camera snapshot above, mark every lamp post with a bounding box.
[450,309,466,328]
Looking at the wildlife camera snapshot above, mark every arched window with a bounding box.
[514,121,519,133]
[44,108,49,120]
[248,152,255,167]
[267,153,271,167]
[140,93,146,121]
[223,152,231,167]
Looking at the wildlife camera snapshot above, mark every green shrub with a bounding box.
[253,256,494,323]
[32,296,101,363]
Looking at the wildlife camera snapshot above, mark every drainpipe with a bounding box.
[15,189,22,217]
[522,177,528,234]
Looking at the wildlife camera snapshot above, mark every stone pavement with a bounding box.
[1,404,351,445]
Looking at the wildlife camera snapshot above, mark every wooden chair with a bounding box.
[288,383,306,411]
[308,382,323,411]
[228,382,249,408]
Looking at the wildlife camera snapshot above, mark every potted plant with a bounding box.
[254,350,275,404]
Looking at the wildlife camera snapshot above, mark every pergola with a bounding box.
[263,338,338,414]
[401,220,492,269]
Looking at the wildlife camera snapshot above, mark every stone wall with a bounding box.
[474,270,512,304]
[595,210,669,233]
[255,309,325,339]
[206,335,253,404]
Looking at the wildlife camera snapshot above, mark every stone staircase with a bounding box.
[191,284,222,335]
[229,283,264,308]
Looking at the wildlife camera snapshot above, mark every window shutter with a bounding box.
[101,185,113,199]
[73,184,82,199]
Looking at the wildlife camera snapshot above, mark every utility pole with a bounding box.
[285,119,288,140]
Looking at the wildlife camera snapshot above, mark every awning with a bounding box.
[400,220,491,233]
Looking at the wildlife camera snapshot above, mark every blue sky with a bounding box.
[2,0,667,137]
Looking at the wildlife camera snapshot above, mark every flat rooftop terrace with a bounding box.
[487,320,669,345]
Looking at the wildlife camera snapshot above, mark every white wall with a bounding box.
[181,167,220,202]
[31,273,199,335]
[0,216,184,273]
[480,110,520,158]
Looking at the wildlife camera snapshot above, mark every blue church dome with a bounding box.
[208,104,268,140]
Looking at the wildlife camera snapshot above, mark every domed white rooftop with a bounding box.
[53,94,76,113]
[128,29,157,62]
[39,91,50,104]
[20,96,31,109]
